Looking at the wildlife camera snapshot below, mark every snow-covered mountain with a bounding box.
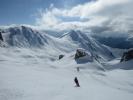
[61,30,114,61]
[0,26,49,47]
[92,33,133,49]
[0,26,114,61]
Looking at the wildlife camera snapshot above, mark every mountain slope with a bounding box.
[0,26,114,61]
[93,33,133,49]
[0,47,133,100]
[0,26,48,47]
[61,30,114,61]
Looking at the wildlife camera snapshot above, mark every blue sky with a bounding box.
[0,0,90,25]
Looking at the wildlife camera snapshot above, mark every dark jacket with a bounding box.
[74,77,80,87]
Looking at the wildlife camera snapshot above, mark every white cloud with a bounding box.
[35,0,133,32]
[35,8,61,29]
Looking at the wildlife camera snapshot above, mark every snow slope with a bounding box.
[0,47,133,100]
[0,25,133,100]
[105,59,133,70]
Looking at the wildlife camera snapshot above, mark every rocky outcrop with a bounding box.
[74,48,93,64]
[0,31,7,47]
[120,49,133,62]
[75,48,88,59]
[59,55,64,60]
[0,32,3,41]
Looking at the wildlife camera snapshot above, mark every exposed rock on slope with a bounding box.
[62,30,115,61]
[121,49,133,62]
[74,48,93,64]
[75,48,88,59]
[0,32,4,41]
[59,54,64,60]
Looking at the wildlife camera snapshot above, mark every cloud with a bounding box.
[35,6,61,29]
[35,0,133,32]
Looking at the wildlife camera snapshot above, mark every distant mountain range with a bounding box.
[0,25,116,61]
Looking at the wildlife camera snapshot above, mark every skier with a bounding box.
[77,67,80,72]
[74,77,80,87]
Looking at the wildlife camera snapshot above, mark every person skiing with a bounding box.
[74,77,80,87]
[77,67,80,72]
